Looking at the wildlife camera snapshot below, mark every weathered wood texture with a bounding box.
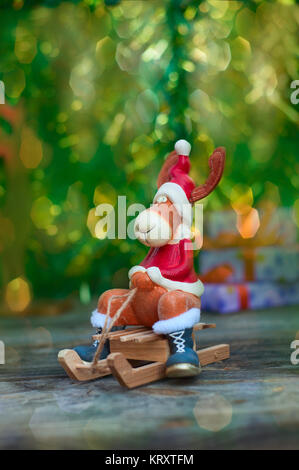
[0,304,299,449]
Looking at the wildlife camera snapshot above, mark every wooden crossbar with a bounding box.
[120,330,159,343]
[92,323,216,343]
[194,323,216,331]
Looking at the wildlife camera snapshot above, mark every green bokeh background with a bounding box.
[0,0,298,313]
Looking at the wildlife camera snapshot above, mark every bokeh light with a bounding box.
[5,277,31,313]
[193,394,233,432]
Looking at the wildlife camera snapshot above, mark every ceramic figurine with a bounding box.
[59,139,228,388]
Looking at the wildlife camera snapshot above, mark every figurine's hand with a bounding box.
[131,272,155,290]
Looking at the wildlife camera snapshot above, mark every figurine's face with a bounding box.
[134,198,181,247]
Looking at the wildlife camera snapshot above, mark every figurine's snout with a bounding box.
[134,209,172,247]
[135,210,154,234]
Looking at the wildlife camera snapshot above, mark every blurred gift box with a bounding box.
[201,282,299,314]
[199,207,299,313]
[199,246,299,283]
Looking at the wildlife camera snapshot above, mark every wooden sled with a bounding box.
[58,323,230,389]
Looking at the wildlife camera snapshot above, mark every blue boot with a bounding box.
[166,328,201,378]
[73,327,124,362]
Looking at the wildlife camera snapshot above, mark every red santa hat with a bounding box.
[153,139,195,232]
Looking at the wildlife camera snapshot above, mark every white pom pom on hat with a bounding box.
[175,139,191,156]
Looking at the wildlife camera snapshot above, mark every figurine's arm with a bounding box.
[130,271,155,290]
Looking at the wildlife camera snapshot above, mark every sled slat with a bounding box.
[92,327,148,342]
[197,344,230,366]
[131,333,163,344]
[58,350,111,382]
[120,330,157,343]
[108,327,148,338]
[92,323,215,342]
[76,361,111,379]
[193,323,216,331]
[108,353,166,389]
[117,323,216,344]
[124,323,216,343]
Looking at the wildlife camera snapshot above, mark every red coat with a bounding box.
[129,239,204,298]
[140,239,198,283]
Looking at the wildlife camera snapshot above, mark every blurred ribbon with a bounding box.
[199,264,234,284]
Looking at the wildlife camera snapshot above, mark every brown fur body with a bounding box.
[97,272,201,328]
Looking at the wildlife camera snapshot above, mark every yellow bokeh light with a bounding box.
[40,41,52,56]
[130,135,155,170]
[96,36,116,67]
[230,184,253,215]
[182,60,195,72]
[57,112,68,123]
[20,127,43,169]
[71,100,82,111]
[69,58,95,99]
[184,6,196,20]
[230,36,251,71]
[103,113,125,146]
[93,183,117,207]
[47,225,58,236]
[5,277,31,313]
[50,205,61,216]
[14,24,37,64]
[3,68,25,98]
[68,230,81,243]
[31,197,54,230]
[73,130,98,162]
[210,0,228,19]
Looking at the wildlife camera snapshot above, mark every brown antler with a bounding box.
[157,150,178,188]
[189,147,226,203]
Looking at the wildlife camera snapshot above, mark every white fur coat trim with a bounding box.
[128,265,204,298]
[153,307,201,334]
[128,265,146,278]
[90,309,111,328]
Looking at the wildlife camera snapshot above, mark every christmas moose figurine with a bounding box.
[59,140,228,387]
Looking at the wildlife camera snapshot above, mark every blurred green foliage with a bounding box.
[0,0,298,312]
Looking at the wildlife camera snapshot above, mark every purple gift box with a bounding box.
[201,282,299,314]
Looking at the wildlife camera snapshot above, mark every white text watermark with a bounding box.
[0,81,5,104]
[290,80,299,105]
[290,340,299,365]
[0,341,5,364]
[93,197,203,250]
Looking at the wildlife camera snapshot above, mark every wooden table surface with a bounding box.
[0,304,298,450]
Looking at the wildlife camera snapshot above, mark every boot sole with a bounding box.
[166,363,202,378]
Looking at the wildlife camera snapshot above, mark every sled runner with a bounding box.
[58,323,230,389]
